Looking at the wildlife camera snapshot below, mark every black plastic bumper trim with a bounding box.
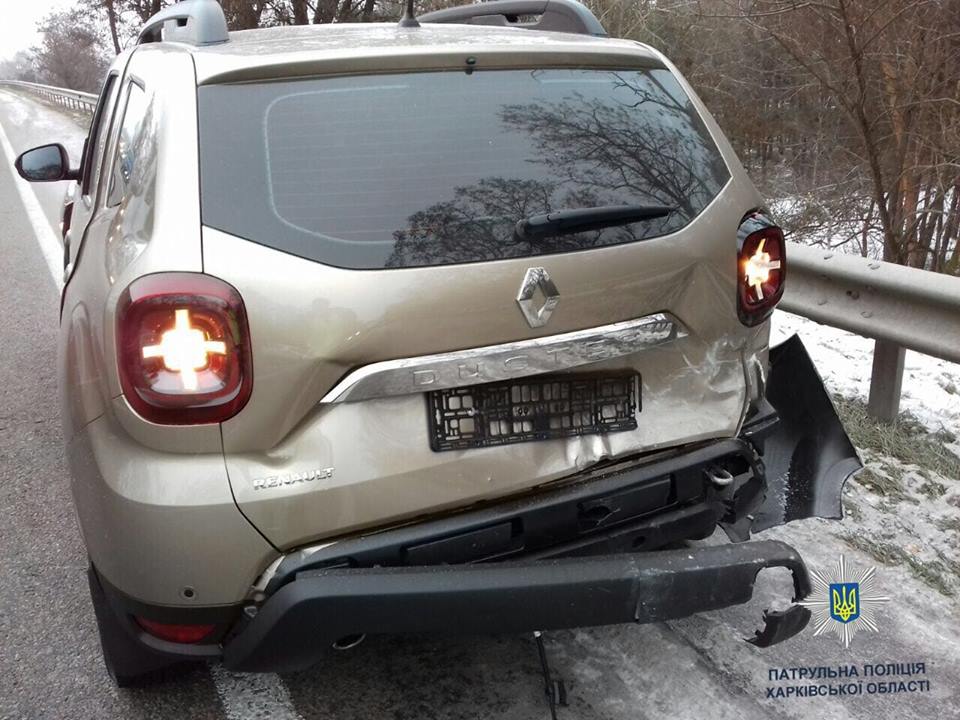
[94,566,227,659]
[264,438,760,593]
[223,539,811,673]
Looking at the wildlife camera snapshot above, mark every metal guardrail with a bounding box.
[0,80,97,114]
[782,242,960,421]
[782,242,960,365]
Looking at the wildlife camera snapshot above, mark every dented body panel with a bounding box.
[204,171,766,546]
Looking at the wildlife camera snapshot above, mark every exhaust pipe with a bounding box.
[331,633,366,651]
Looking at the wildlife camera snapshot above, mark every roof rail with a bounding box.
[138,0,229,46]
[420,0,607,37]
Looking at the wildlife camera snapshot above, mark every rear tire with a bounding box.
[87,564,180,687]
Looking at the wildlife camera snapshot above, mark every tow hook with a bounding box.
[705,466,735,487]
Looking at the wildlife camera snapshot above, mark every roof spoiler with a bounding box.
[420,0,607,37]
[138,0,229,46]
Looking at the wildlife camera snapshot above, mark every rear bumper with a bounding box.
[100,424,825,673]
[223,539,811,673]
[220,432,812,672]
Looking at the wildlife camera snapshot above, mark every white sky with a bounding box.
[0,0,80,61]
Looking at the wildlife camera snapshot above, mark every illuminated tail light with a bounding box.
[117,273,252,425]
[737,211,786,326]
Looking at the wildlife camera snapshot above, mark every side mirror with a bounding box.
[14,143,79,183]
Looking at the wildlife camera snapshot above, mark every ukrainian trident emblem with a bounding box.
[829,582,860,623]
[798,555,889,648]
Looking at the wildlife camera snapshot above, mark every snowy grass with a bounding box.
[771,311,960,441]
[837,454,960,597]
[834,396,960,479]
[772,310,960,597]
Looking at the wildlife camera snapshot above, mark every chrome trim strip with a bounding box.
[321,313,686,404]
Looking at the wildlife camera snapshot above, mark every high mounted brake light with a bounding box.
[737,211,786,326]
[117,273,252,425]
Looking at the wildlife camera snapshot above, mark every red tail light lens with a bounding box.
[134,617,216,644]
[117,273,253,425]
[737,212,786,326]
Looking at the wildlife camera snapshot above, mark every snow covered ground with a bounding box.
[772,311,960,441]
[771,310,960,602]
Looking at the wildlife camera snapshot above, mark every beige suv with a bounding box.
[15,0,859,687]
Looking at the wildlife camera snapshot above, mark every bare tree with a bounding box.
[0,51,40,83]
[737,0,960,270]
[588,0,959,274]
[30,7,111,92]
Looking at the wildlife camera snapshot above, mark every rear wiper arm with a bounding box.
[514,204,675,241]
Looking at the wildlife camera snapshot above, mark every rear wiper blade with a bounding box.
[514,204,675,241]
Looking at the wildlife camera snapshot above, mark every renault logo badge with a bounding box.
[517,267,560,328]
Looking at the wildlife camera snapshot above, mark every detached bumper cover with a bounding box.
[223,539,812,673]
[754,334,863,531]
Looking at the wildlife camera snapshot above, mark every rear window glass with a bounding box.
[199,68,729,269]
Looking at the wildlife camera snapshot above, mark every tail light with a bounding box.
[117,273,252,425]
[737,211,786,326]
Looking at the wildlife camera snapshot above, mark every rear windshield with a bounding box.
[199,68,729,269]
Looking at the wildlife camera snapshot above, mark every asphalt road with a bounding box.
[0,88,958,720]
